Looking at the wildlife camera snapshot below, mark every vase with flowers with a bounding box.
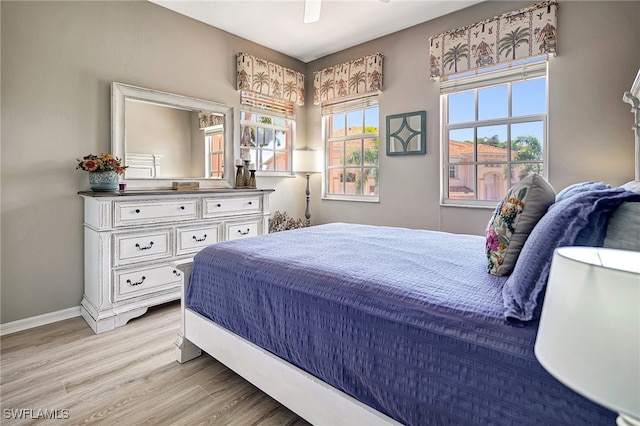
[77,154,128,192]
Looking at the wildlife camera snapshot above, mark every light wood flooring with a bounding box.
[0,302,310,425]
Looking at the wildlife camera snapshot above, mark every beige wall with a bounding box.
[1,1,639,324]
[0,1,307,324]
[307,1,640,234]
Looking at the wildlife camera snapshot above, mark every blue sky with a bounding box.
[448,77,546,146]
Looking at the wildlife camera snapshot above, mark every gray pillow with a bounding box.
[603,202,640,251]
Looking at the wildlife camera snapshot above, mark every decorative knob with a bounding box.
[248,201,252,205]
[216,203,222,207]
[135,209,141,214]
[180,206,185,210]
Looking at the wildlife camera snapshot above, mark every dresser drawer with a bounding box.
[113,229,172,266]
[176,224,220,255]
[114,199,198,227]
[114,264,182,301]
[203,196,260,218]
[226,220,260,241]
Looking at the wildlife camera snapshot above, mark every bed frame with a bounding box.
[623,68,640,181]
[174,70,640,425]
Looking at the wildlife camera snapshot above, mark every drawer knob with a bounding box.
[135,209,141,214]
[173,269,181,277]
[180,206,185,210]
[216,203,222,207]
[248,201,253,205]
[192,234,207,242]
[135,241,154,251]
[238,228,251,235]
[126,276,146,286]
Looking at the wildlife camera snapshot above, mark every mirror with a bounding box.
[386,111,427,156]
[112,82,234,188]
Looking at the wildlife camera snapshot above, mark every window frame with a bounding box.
[204,125,225,179]
[322,95,380,202]
[440,60,549,208]
[240,91,296,175]
[240,109,295,175]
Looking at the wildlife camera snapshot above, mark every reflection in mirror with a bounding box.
[112,82,234,189]
[386,111,426,156]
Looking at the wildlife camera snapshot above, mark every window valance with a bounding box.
[429,1,557,81]
[313,53,383,105]
[236,53,305,106]
[198,112,224,129]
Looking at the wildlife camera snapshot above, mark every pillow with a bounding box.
[485,174,555,276]
[502,186,640,325]
[603,202,640,250]
[621,180,640,193]
[555,181,610,203]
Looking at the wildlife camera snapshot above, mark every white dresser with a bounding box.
[79,189,273,333]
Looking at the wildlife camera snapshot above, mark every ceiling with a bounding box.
[149,0,485,63]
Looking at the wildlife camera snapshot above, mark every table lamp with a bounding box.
[292,149,322,220]
[535,247,640,426]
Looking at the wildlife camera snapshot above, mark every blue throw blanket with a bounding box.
[503,185,640,324]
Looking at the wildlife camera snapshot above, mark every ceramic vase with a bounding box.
[89,170,119,192]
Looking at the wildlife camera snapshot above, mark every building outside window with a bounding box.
[323,96,379,201]
[441,60,548,207]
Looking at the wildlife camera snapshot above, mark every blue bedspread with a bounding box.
[187,223,614,425]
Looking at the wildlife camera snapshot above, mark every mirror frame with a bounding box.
[112,82,234,189]
[386,111,427,156]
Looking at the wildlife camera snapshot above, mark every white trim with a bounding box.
[0,306,81,336]
[440,58,547,94]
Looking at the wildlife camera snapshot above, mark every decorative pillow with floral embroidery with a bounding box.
[486,174,555,276]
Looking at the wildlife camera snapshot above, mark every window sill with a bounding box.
[256,171,295,178]
[322,194,380,203]
[440,199,499,209]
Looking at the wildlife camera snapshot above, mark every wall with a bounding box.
[126,101,192,178]
[307,1,640,235]
[0,1,307,324]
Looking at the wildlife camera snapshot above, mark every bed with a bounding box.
[174,71,640,425]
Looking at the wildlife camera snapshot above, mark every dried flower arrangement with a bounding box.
[268,211,310,233]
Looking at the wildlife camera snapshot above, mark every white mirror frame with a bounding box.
[112,82,235,189]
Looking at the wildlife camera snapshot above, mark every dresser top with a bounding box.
[78,188,275,198]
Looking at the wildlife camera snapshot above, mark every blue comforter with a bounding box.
[187,223,614,425]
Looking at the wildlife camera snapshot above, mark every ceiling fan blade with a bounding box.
[304,0,321,23]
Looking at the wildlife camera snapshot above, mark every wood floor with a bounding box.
[0,302,310,426]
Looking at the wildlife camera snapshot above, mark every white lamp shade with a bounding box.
[293,149,322,174]
[535,247,640,420]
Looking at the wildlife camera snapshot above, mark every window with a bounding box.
[205,128,224,178]
[323,96,379,201]
[240,91,294,172]
[441,60,547,206]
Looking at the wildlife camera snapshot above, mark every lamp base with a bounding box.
[617,414,640,426]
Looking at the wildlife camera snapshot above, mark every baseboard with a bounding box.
[0,306,82,336]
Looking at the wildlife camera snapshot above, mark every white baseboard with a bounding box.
[0,306,82,336]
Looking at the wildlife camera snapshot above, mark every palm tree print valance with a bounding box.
[198,112,224,129]
[236,53,305,106]
[313,53,383,105]
[429,1,557,80]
